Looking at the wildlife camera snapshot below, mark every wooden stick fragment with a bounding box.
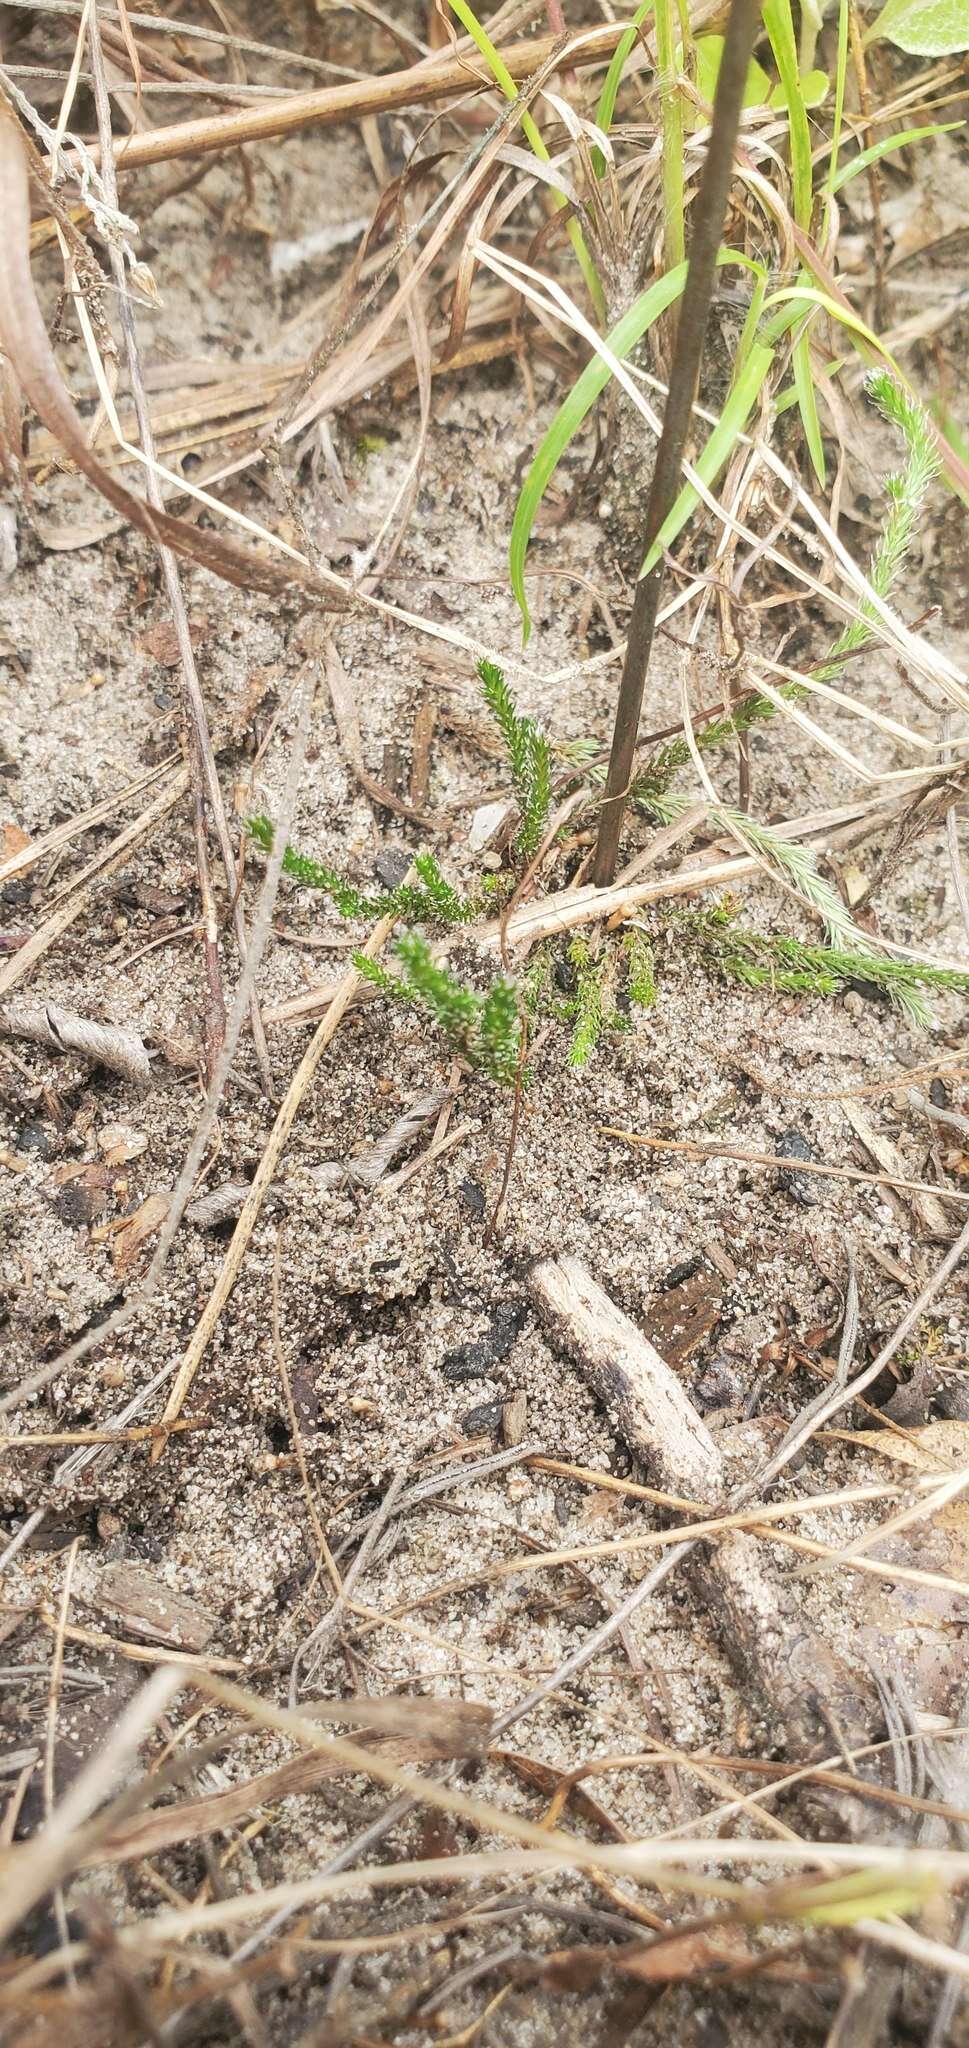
[529,1255,872,1759]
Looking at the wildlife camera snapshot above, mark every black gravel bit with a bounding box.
[776,1127,821,1208]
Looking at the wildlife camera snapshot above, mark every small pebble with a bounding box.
[373,846,410,890]
[467,799,515,856]
[16,1121,56,1159]
[775,1127,821,1208]
[461,1400,502,1438]
[501,1389,527,1446]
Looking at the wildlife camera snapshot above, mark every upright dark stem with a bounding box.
[592,0,763,887]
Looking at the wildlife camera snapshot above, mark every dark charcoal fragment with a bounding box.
[462,1401,503,1437]
[844,975,889,1008]
[440,1300,527,1382]
[440,1339,493,1383]
[776,1127,821,1207]
[661,1257,701,1290]
[16,1120,57,1158]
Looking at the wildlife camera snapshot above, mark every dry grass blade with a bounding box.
[0,769,188,1002]
[601,1130,969,1211]
[0,757,181,886]
[0,109,344,604]
[83,22,630,171]
[324,638,445,827]
[151,881,418,1458]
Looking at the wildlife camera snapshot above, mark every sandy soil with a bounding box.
[2,7,969,2043]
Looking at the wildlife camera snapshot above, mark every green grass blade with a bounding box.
[510,248,764,637]
[510,261,689,638]
[447,0,545,157]
[830,120,962,192]
[762,0,814,227]
[825,0,849,193]
[764,283,902,371]
[641,339,774,573]
[446,0,604,316]
[793,328,825,485]
[731,268,768,384]
[594,0,653,137]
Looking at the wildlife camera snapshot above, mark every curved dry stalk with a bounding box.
[0,109,343,604]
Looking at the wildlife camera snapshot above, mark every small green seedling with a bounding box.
[354,934,520,1087]
[478,658,552,861]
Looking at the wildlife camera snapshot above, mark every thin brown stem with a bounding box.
[85,1,274,1094]
[592,0,763,886]
[848,2,888,331]
[84,23,627,171]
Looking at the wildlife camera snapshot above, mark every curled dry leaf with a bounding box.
[834,1422,969,1472]
[346,1087,453,1189]
[88,1729,490,1870]
[0,109,345,606]
[108,1191,170,1272]
[98,1122,149,1165]
[0,998,152,1084]
[186,1180,286,1228]
[539,1927,761,1993]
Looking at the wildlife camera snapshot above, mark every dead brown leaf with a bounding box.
[539,1927,758,1993]
[108,1191,170,1272]
[89,1729,487,1869]
[1,823,30,860]
[138,618,207,666]
[833,1423,969,1473]
[644,1269,723,1368]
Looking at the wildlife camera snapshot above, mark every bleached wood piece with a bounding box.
[530,1254,872,1759]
